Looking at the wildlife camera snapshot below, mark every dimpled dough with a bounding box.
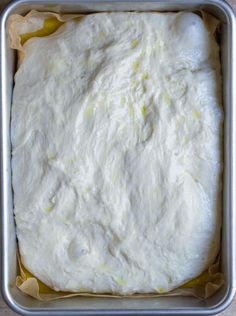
[11,12,222,294]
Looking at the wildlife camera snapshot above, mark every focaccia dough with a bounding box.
[11,12,222,294]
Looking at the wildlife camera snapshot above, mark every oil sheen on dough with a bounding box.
[11,12,222,294]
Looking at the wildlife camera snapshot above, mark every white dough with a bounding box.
[11,12,222,294]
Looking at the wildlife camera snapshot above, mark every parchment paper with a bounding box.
[9,10,224,301]
[16,252,224,301]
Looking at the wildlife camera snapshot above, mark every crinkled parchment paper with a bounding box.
[16,252,223,301]
[9,10,224,301]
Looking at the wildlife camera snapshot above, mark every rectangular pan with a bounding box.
[1,0,236,315]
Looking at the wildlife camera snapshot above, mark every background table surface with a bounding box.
[0,0,235,314]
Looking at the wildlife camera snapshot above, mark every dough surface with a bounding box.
[11,12,222,294]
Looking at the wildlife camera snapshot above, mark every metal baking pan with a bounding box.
[1,0,235,315]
